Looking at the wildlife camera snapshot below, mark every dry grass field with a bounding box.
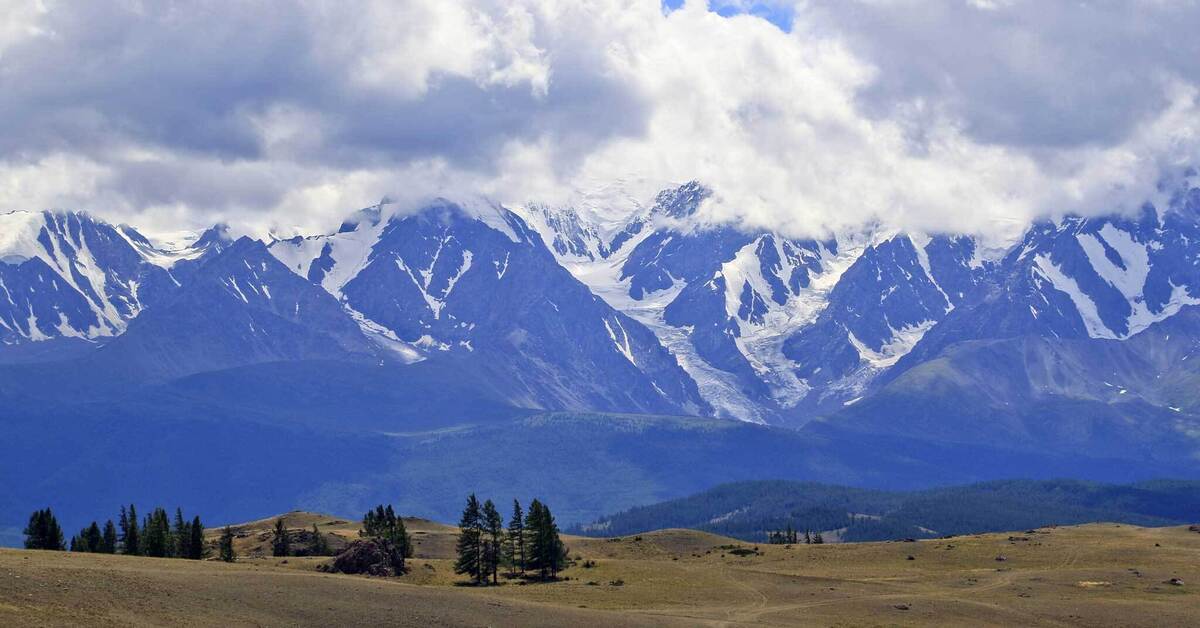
[3,512,1199,627]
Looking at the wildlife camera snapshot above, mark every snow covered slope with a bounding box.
[268,199,709,415]
[6,180,1200,431]
[515,182,989,422]
[0,210,187,344]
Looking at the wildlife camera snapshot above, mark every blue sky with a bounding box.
[664,0,795,30]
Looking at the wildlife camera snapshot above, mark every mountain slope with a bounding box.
[0,211,178,344]
[518,182,991,422]
[270,200,709,415]
[91,237,378,380]
[819,188,1200,460]
[577,479,1200,542]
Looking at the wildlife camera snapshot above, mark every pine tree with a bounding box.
[813,531,824,545]
[188,516,205,559]
[310,524,329,557]
[525,499,568,580]
[504,499,525,576]
[100,520,118,554]
[524,499,544,577]
[173,508,190,558]
[272,518,290,557]
[77,521,102,552]
[361,507,378,537]
[69,524,97,552]
[121,505,140,555]
[454,494,485,584]
[142,508,171,558]
[541,504,568,579]
[389,516,413,573]
[482,499,503,585]
[219,526,236,562]
[804,529,812,545]
[23,508,65,551]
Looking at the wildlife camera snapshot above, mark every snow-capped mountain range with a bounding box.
[4,181,1200,439]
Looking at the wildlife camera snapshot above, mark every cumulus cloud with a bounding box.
[0,0,1197,243]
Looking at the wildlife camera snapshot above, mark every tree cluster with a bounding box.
[358,505,413,572]
[26,505,206,559]
[455,495,567,585]
[767,524,823,545]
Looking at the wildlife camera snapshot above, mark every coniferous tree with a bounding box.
[504,499,525,576]
[388,516,413,572]
[804,529,812,545]
[813,531,824,545]
[173,508,191,558]
[100,520,118,554]
[188,516,205,559]
[525,499,568,580]
[121,505,140,555]
[541,503,568,579]
[118,506,129,548]
[78,521,102,552]
[482,499,503,585]
[142,508,171,558]
[69,522,100,552]
[361,507,379,537]
[219,526,237,562]
[454,494,485,584]
[524,499,544,577]
[310,524,329,557]
[23,508,65,551]
[272,518,290,557]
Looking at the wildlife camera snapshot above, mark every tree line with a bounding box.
[23,495,571,586]
[24,505,207,559]
[455,495,567,585]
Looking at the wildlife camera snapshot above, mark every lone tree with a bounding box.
[504,499,525,576]
[525,499,568,580]
[454,494,485,584]
[219,526,237,562]
[482,499,504,585]
[23,508,65,551]
[272,518,290,557]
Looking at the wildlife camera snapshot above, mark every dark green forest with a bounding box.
[572,479,1200,542]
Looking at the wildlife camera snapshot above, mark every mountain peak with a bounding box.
[652,181,712,219]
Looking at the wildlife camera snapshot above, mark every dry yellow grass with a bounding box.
[3,516,1199,627]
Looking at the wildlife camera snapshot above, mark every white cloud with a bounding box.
[0,0,1197,244]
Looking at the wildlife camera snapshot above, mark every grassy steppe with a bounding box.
[3,513,1199,626]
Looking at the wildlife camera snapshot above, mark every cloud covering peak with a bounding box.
[1,0,1198,243]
